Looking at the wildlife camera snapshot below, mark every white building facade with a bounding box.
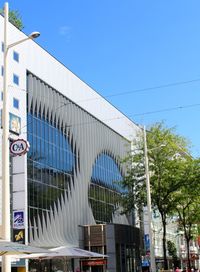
[0,15,141,272]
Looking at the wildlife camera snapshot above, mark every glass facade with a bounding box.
[27,73,130,247]
[89,154,123,223]
[27,112,76,234]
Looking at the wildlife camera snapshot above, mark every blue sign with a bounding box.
[13,211,24,229]
[144,234,150,252]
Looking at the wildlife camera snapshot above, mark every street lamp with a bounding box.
[143,126,157,272]
[7,31,40,50]
[2,3,40,272]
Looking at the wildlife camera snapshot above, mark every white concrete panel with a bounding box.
[0,130,2,225]
[13,191,25,210]
[0,176,2,225]
[12,173,25,192]
[12,156,25,174]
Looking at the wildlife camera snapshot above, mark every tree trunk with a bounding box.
[161,214,168,270]
[186,237,191,271]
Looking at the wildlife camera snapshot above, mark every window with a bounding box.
[1,92,3,101]
[27,112,75,214]
[13,51,19,62]
[13,98,19,109]
[1,42,4,52]
[13,74,19,85]
[89,153,123,223]
[1,66,3,76]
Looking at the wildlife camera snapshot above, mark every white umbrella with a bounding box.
[0,240,50,256]
[22,246,107,259]
[21,246,108,272]
[49,246,108,258]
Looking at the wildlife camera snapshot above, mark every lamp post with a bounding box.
[2,3,40,272]
[143,126,156,272]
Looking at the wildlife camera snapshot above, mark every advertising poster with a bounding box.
[9,113,21,135]
[0,111,21,135]
[13,211,24,229]
[13,229,25,244]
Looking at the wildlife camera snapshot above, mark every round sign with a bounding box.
[10,139,30,156]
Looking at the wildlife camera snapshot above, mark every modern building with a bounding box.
[0,13,141,272]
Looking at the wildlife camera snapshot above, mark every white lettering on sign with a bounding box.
[10,139,30,156]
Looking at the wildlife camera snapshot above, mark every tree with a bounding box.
[0,8,24,30]
[121,122,193,270]
[172,164,200,271]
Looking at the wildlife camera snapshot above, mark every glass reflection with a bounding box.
[27,113,76,230]
[89,154,123,224]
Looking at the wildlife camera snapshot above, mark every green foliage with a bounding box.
[171,158,200,236]
[167,240,180,268]
[172,169,200,270]
[167,240,177,258]
[120,122,200,269]
[121,122,191,215]
[0,8,24,30]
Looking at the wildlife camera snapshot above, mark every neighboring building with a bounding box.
[0,15,140,271]
[143,209,200,271]
[143,209,179,270]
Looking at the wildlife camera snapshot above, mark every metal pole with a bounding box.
[2,2,11,272]
[143,126,156,272]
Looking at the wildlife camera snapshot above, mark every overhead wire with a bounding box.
[6,77,200,133]
[77,77,200,102]
[19,102,200,135]
[7,77,200,103]
[132,103,200,117]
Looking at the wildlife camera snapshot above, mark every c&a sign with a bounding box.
[10,139,30,156]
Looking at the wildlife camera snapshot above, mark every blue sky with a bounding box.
[2,0,200,156]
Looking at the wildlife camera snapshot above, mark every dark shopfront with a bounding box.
[79,223,141,272]
[29,258,74,272]
[81,259,107,272]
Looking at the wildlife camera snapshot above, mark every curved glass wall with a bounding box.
[27,112,76,229]
[89,154,123,223]
[91,154,122,190]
